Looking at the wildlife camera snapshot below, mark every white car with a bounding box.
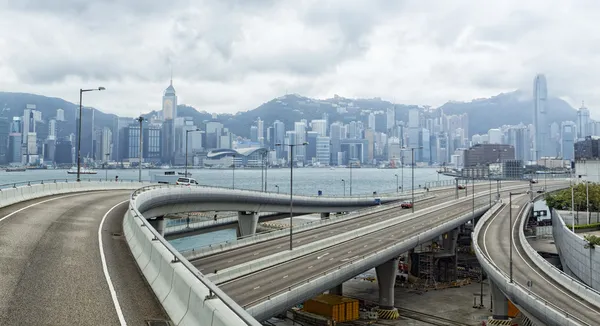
[175,177,198,186]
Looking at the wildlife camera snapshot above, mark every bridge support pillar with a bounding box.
[156,216,166,236]
[320,212,331,219]
[238,211,259,237]
[490,281,509,320]
[329,283,343,295]
[375,257,400,319]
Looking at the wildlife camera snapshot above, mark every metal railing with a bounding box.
[130,188,262,326]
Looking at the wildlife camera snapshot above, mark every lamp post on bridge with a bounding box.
[232,154,236,189]
[394,174,399,193]
[276,141,308,251]
[134,116,146,183]
[275,184,279,194]
[341,179,346,196]
[76,86,105,182]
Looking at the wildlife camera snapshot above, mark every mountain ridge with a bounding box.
[0,90,578,139]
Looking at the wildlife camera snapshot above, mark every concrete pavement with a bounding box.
[478,193,600,325]
[0,191,168,325]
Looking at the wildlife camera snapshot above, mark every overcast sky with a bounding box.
[0,1,598,117]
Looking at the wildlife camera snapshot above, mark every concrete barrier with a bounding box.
[473,202,586,326]
[519,205,600,308]
[553,210,600,292]
[0,180,152,210]
[125,190,262,326]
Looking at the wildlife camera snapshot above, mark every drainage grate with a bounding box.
[146,320,172,326]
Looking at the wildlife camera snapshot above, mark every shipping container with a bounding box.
[303,294,359,322]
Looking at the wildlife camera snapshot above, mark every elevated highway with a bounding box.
[476,190,600,325]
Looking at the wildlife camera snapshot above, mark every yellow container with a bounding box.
[303,294,359,322]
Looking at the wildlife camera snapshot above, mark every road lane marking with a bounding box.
[277,245,282,249]
[227,260,234,263]
[308,265,313,269]
[329,258,333,261]
[317,253,329,259]
[99,200,129,326]
[363,245,368,248]
[0,193,87,223]
[253,286,260,290]
[283,275,288,279]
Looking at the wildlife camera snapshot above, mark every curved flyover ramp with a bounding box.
[474,190,600,326]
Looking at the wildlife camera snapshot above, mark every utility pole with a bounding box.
[135,116,145,182]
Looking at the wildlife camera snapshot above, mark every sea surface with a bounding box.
[0,167,455,251]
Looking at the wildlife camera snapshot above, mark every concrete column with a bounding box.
[376,257,399,309]
[490,281,509,320]
[238,211,259,237]
[156,216,166,236]
[329,283,343,295]
[442,228,459,254]
[320,212,331,219]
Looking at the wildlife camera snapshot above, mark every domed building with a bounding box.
[204,148,269,168]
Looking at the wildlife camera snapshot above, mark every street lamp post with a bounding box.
[341,179,346,196]
[275,184,279,194]
[76,87,105,182]
[276,142,308,250]
[134,116,146,182]
[264,150,269,192]
[185,129,200,178]
[411,148,416,213]
[394,174,399,193]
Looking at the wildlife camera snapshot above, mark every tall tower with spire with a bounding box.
[161,74,178,163]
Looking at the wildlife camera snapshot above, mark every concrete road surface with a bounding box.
[478,191,600,325]
[0,191,168,325]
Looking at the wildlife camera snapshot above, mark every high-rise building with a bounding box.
[488,128,503,144]
[257,118,264,145]
[161,77,178,162]
[294,122,307,163]
[48,119,57,140]
[0,117,8,164]
[306,131,318,162]
[273,120,285,159]
[250,125,258,142]
[56,108,65,121]
[561,121,576,161]
[311,119,327,136]
[316,136,330,165]
[577,104,591,139]
[101,127,112,162]
[368,113,376,130]
[533,74,548,159]
[386,107,395,131]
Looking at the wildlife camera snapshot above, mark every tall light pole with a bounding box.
[185,129,200,178]
[134,116,146,182]
[341,179,346,196]
[263,150,269,192]
[275,184,279,194]
[411,148,415,213]
[394,174,399,193]
[76,87,105,181]
[276,142,308,250]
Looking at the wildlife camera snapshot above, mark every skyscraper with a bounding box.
[161,77,178,162]
[577,103,591,139]
[533,74,548,159]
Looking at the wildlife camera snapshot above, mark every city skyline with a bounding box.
[2,2,600,116]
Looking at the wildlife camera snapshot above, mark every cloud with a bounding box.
[1,0,600,118]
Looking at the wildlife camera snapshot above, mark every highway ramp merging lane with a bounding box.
[0,191,168,325]
[478,191,600,325]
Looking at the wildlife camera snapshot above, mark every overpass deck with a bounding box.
[0,191,167,325]
[478,193,600,325]
[191,182,504,272]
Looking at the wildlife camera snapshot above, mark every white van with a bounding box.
[176,177,198,186]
